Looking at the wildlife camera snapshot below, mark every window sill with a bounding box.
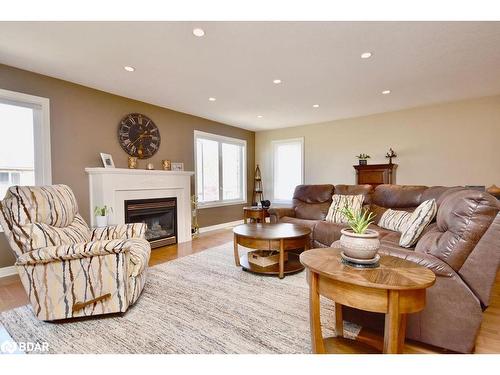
[198,200,247,210]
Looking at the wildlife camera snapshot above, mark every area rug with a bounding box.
[0,242,360,354]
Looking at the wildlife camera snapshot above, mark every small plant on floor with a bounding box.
[341,206,375,234]
[94,205,113,217]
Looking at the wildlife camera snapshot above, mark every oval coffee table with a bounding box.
[233,223,311,279]
[300,248,436,354]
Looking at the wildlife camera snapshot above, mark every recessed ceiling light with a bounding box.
[382,90,391,95]
[193,28,205,37]
[312,104,320,108]
[273,79,282,84]
[361,52,372,59]
[208,97,216,102]
[257,115,263,118]
[124,66,135,72]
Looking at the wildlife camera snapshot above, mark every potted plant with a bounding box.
[355,153,371,165]
[339,206,380,260]
[94,205,113,228]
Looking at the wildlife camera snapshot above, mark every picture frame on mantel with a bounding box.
[171,162,184,171]
[100,153,115,168]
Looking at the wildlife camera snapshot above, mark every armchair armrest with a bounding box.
[16,239,133,266]
[268,207,295,223]
[91,223,147,241]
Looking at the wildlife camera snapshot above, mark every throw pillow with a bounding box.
[325,194,364,223]
[399,199,437,248]
[378,199,437,248]
[378,208,412,233]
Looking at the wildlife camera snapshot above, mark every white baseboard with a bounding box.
[0,265,16,278]
[199,220,244,233]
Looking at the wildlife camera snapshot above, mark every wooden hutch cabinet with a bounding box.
[354,163,397,186]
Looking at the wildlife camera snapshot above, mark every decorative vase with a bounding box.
[95,216,108,228]
[128,156,138,169]
[359,159,367,165]
[146,163,154,170]
[340,228,380,260]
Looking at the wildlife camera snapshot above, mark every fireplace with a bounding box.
[124,197,177,248]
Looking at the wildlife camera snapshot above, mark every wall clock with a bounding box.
[118,113,161,159]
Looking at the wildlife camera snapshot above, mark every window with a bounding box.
[194,131,247,208]
[0,88,51,202]
[272,138,304,202]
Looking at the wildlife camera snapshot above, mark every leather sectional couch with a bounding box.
[269,184,500,353]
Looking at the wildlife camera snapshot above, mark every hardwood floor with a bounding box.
[1,227,499,354]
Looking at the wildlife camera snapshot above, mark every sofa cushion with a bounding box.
[314,221,348,246]
[279,216,319,233]
[293,184,334,203]
[415,190,499,272]
[293,184,334,220]
[373,184,427,208]
[325,194,364,223]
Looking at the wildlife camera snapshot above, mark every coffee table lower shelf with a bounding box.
[239,251,304,276]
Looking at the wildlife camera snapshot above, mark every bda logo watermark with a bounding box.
[1,340,49,353]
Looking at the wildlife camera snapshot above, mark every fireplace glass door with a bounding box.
[125,197,177,248]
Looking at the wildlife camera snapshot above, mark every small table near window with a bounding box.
[243,206,269,223]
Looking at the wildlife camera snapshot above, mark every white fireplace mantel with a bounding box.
[85,167,194,243]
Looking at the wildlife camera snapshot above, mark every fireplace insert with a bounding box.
[124,197,177,248]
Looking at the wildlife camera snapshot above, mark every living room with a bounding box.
[1,0,500,372]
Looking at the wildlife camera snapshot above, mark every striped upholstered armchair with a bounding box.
[0,185,151,321]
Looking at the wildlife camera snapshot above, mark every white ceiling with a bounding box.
[1,21,500,131]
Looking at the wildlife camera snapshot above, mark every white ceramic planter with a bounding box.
[340,228,380,260]
[95,215,108,228]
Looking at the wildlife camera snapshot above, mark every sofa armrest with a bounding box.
[16,239,133,265]
[268,207,295,223]
[91,223,147,241]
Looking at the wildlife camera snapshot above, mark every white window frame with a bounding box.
[0,88,52,186]
[271,137,304,204]
[194,130,247,209]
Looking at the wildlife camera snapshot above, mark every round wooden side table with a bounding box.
[233,223,311,279]
[243,206,269,223]
[300,248,436,354]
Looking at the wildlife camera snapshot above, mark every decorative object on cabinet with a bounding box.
[252,164,264,205]
[385,148,398,164]
[171,162,184,171]
[487,184,500,199]
[100,153,115,168]
[128,156,138,169]
[162,160,172,171]
[146,163,155,170]
[118,113,160,159]
[191,195,199,237]
[354,163,397,186]
[355,153,371,165]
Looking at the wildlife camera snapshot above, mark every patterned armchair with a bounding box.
[0,185,151,321]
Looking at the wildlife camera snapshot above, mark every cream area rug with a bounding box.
[0,243,360,354]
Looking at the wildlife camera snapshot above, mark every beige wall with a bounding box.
[256,95,500,201]
[0,63,255,268]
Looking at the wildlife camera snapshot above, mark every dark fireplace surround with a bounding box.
[124,197,177,248]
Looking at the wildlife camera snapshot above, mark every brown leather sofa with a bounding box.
[269,184,500,353]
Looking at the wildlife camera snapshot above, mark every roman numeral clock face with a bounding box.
[118,113,161,159]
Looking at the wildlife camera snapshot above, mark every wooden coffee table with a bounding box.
[300,248,436,354]
[233,223,311,279]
